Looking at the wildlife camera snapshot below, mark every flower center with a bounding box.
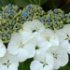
[40,58,48,67]
[19,42,24,48]
[3,60,11,68]
[32,30,36,33]
[53,53,58,59]
[65,34,70,43]
[35,46,39,50]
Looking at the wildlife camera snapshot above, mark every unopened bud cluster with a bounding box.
[0,4,70,43]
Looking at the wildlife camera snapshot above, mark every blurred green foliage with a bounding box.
[0,0,70,12]
[0,0,48,8]
[42,0,70,13]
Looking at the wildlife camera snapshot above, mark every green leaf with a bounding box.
[33,0,48,5]
[0,0,48,8]
[13,0,30,8]
[13,0,48,8]
[59,66,70,70]
[18,58,33,70]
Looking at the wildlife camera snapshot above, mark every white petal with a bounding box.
[17,40,36,62]
[61,40,70,54]
[24,41,36,58]
[34,50,54,70]
[34,32,52,51]
[30,60,43,70]
[34,50,47,61]
[56,24,70,54]
[49,46,68,69]
[45,53,54,69]
[8,63,19,70]
[0,40,6,57]
[8,32,36,62]
[49,35,59,47]
[43,65,53,70]
[23,20,45,32]
[8,33,22,55]
[0,65,7,70]
[63,24,70,32]
[56,24,70,42]
[53,52,68,69]
[16,48,30,62]
[19,30,35,43]
[0,52,19,70]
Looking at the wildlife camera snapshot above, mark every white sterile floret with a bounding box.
[23,20,45,32]
[0,52,19,70]
[48,45,68,70]
[8,20,46,62]
[42,29,59,47]
[22,20,53,52]
[0,39,6,57]
[8,32,36,62]
[30,51,54,70]
[34,29,59,52]
[56,24,70,54]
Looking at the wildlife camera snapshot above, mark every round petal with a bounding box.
[30,60,43,70]
[34,50,54,70]
[8,33,22,55]
[34,32,52,51]
[0,65,7,70]
[56,24,70,54]
[0,52,19,70]
[49,46,68,69]
[19,30,35,43]
[8,63,19,70]
[61,40,70,54]
[8,32,36,62]
[0,40,6,57]
[23,20,45,32]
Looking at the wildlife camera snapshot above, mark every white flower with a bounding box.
[8,20,57,63]
[23,20,57,52]
[56,24,70,54]
[23,20,45,32]
[8,32,36,62]
[0,52,19,70]
[0,39,6,57]
[34,29,59,52]
[48,45,68,69]
[8,20,46,62]
[30,51,54,70]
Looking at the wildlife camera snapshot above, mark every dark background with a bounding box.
[0,0,70,13]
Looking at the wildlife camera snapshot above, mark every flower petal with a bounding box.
[0,40,6,57]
